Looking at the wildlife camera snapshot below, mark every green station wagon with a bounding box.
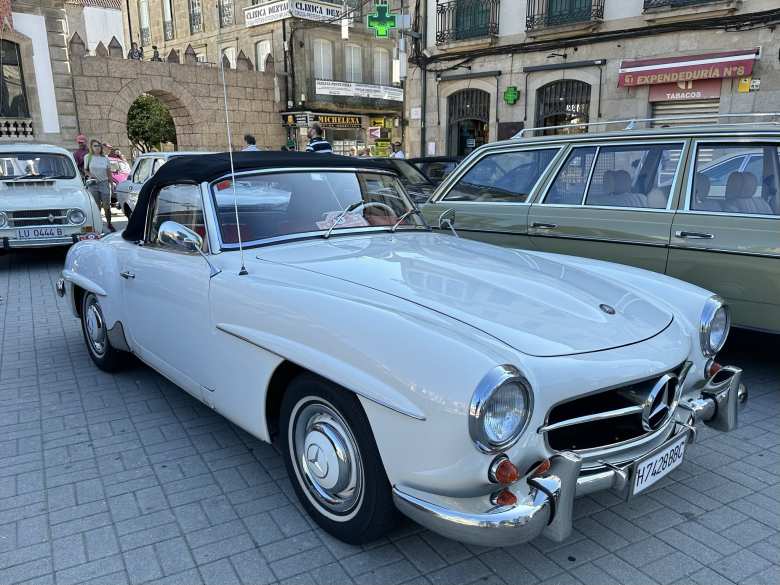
[422,124,780,334]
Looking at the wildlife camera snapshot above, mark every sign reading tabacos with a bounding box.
[618,49,760,87]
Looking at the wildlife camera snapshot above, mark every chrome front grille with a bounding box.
[8,209,68,227]
[541,363,689,453]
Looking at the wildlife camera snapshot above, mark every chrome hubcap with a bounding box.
[291,401,363,516]
[84,297,107,356]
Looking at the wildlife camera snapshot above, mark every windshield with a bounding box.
[392,160,429,185]
[0,153,77,179]
[211,170,425,246]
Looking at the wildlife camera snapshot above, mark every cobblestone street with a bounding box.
[1,246,778,585]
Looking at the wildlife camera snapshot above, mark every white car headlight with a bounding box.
[469,365,533,453]
[0,211,7,228]
[700,296,730,357]
[67,208,86,225]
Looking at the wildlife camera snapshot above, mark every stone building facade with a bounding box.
[124,0,405,155]
[406,0,780,157]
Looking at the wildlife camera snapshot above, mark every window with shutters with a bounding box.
[313,39,333,80]
[373,47,390,86]
[344,44,362,83]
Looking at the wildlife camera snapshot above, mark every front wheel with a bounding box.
[280,374,398,544]
[80,292,128,372]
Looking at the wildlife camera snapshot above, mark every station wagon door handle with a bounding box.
[531,222,558,229]
[675,231,714,240]
[120,271,135,280]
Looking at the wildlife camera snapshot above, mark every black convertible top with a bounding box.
[122,151,388,241]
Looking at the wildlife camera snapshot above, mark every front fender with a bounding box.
[62,237,124,324]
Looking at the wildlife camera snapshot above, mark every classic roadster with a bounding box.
[57,152,746,546]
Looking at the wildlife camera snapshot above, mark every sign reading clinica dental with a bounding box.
[246,0,345,27]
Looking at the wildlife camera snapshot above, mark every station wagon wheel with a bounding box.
[280,374,398,544]
[80,292,128,372]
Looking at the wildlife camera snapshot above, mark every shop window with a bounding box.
[313,38,333,80]
[535,79,591,135]
[344,44,362,83]
[373,47,390,86]
[447,88,490,156]
[0,41,29,118]
[255,40,271,72]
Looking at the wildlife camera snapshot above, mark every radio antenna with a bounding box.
[217,18,248,275]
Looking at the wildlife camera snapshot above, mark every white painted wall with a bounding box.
[83,7,126,52]
[12,12,59,134]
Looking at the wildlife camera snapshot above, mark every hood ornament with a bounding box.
[599,303,616,315]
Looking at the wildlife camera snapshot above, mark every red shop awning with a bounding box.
[618,48,760,88]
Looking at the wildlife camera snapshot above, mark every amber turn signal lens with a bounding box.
[494,459,520,485]
[706,360,722,378]
[493,489,517,507]
[530,459,551,477]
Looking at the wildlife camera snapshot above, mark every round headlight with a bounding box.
[700,296,730,357]
[0,211,7,228]
[469,365,533,453]
[67,208,86,225]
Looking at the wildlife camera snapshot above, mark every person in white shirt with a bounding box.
[85,140,115,232]
[242,134,259,151]
[390,141,405,159]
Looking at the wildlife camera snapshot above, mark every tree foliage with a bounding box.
[126,94,177,152]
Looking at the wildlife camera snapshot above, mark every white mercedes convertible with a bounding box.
[57,152,746,546]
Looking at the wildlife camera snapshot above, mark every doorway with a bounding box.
[447,89,490,156]
[534,80,591,135]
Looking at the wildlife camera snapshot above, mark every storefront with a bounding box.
[281,111,400,155]
[618,48,761,124]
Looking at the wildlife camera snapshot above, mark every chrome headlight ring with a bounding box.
[469,365,533,454]
[699,295,731,357]
[67,208,86,225]
[0,211,7,228]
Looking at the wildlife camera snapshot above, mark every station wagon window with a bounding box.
[584,144,683,209]
[444,149,558,203]
[545,147,597,205]
[691,143,780,216]
[149,184,209,251]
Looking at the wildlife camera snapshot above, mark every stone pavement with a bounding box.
[1,247,779,585]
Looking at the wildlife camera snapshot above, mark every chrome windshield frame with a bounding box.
[207,166,429,252]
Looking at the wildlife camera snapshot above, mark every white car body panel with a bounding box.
[0,144,102,248]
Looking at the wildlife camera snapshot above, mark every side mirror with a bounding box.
[437,208,458,238]
[158,220,202,254]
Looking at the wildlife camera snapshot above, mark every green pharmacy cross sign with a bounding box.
[503,86,520,105]
[367,1,397,38]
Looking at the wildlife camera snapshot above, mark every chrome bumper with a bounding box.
[393,365,746,547]
[2,235,76,248]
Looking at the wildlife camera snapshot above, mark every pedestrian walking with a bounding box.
[305,123,332,154]
[107,145,131,184]
[127,42,143,60]
[242,134,258,151]
[85,140,115,233]
[73,134,88,178]
[390,141,405,159]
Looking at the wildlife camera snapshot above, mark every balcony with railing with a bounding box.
[526,0,604,33]
[436,0,500,45]
[644,0,721,8]
[0,118,34,140]
[643,0,738,21]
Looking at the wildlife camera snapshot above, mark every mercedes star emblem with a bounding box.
[306,443,328,478]
[642,374,676,431]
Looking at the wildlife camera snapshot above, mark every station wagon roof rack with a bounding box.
[512,112,780,139]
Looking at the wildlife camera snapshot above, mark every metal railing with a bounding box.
[0,118,34,140]
[512,112,780,139]
[644,0,720,8]
[436,0,500,45]
[526,0,604,31]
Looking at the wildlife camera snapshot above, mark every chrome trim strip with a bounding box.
[668,244,780,259]
[538,405,644,434]
[528,232,668,248]
[215,323,426,421]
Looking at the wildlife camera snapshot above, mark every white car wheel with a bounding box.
[80,292,128,372]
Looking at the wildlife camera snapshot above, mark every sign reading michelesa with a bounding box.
[315,79,404,102]
[245,0,345,27]
[618,48,760,87]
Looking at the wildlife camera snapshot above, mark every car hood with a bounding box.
[253,232,673,357]
[0,183,89,209]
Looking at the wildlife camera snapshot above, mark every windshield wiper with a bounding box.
[323,201,365,239]
[390,208,424,233]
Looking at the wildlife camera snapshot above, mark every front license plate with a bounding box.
[631,434,687,496]
[16,227,64,239]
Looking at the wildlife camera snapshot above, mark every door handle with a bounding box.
[531,222,558,229]
[675,231,714,240]
[120,271,135,279]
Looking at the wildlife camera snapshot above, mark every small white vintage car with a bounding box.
[0,144,102,250]
[57,152,746,546]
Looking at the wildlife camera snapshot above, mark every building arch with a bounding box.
[439,80,495,156]
[526,69,601,135]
